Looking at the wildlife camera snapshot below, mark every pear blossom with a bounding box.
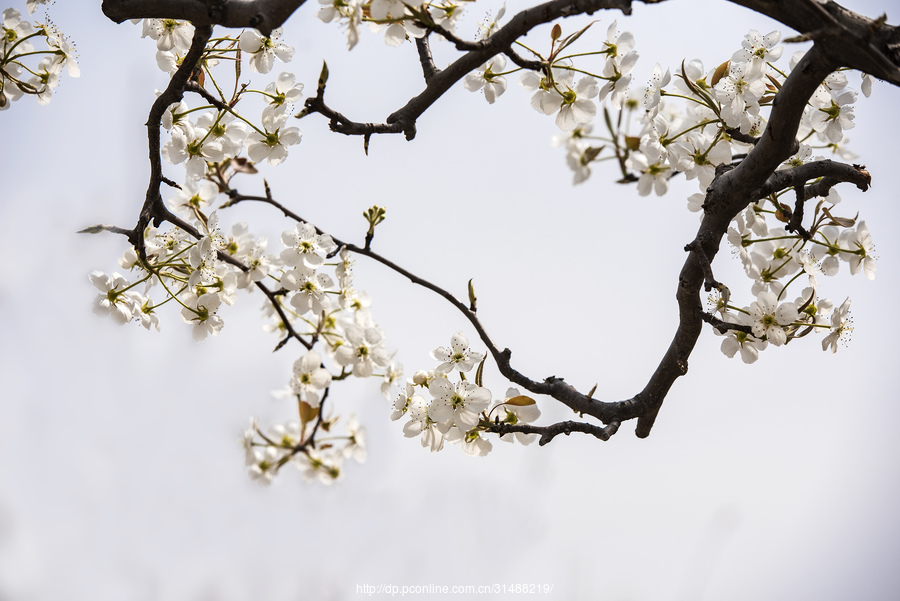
[668,132,732,191]
[181,291,224,341]
[90,271,135,325]
[520,62,574,116]
[495,388,541,445]
[334,325,390,377]
[380,359,403,400]
[719,313,767,364]
[196,111,247,158]
[280,222,336,268]
[822,297,852,353]
[626,151,670,196]
[431,331,484,374]
[792,248,822,287]
[26,0,51,14]
[475,4,505,39]
[732,30,782,79]
[317,0,363,49]
[239,28,294,74]
[643,63,671,111]
[446,427,493,457]
[168,178,218,218]
[342,415,367,463]
[555,76,599,131]
[715,62,766,131]
[264,71,304,113]
[402,395,447,452]
[293,450,343,484]
[289,351,332,406]
[861,73,874,98]
[161,121,225,180]
[282,266,334,315]
[247,109,302,166]
[45,28,80,78]
[139,18,194,53]
[810,88,856,143]
[428,379,490,430]
[794,287,833,329]
[428,1,465,32]
[247,446,280,485]
[840,221,876,279]
[748,290,799,346]
[464,55,508,104]
[392,381,422,421]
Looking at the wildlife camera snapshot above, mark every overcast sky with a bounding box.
[2,1,899,599]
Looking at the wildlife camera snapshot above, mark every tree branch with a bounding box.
[727,0,900,86]
[222,188,648,427]
[133,24,214,257]
[486,420,621,446]
[101,0,307,37]
[757,159,872,198]
[415,35,441,83]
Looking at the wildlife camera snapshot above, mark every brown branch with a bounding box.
[415,35,441,83]
[788,178,810,239]
[685,238,722,293]
[486,420,621,446]
[102,0,307,37]
[300,0,642,142]
[163,210,312,351]
[726,0,900,86]
[223,189,646,426]
[132,24,214,257]
[632,44,841,438]
[700,312,753,335]
[757,159,872,198]
[303,91,406,138]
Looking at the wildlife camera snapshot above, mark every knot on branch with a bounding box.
[203,0,227,22]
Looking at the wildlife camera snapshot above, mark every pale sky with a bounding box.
[2,1,899,599]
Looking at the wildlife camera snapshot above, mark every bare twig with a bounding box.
[486,420,621,446]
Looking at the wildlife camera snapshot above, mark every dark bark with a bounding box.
[99,0,900,442]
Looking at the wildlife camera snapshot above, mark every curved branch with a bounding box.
[302,0,643,141]
[132,24,214,256]
[223,190,647,426]
[486,420,621,446]
[632,44,842,438]
[102,0,307,37]
[727,0,900,87]
[757,159,872,198]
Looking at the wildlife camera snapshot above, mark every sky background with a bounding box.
[2,0,899,599]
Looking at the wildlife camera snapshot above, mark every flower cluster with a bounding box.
[241,413,367,486]
[316,0,467,49]
[1,4,79,109]
[96,203,394,484]
[389,332,541,456]
[88,23,397,484]
[81,10,881,485]
[462,21,874,363]
[713,199,873,362]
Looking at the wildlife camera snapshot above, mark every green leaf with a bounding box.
[555,21,595,55]
[711,60,730,87]
[317,61,329,95]
[680,59,704,98]
[505,395,536,406]
[550,24,562,41]
[77,224,107,234]
[475,354,486,388]
[299,399,319,432]
[822,206,857,228]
